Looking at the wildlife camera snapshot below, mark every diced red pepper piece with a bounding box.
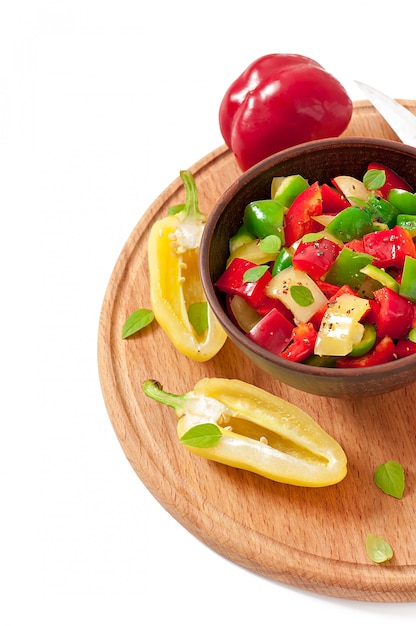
[344,239,365,253]
[362,299,380,324]
[246,308,294,355]
[331,283,358,298]
[284,181,323,246]
[315,279,342,299]
[362,225,416,269]
[321,183,350,214]
[216,258,272,309]
[373,287,414,339]
[292,237,342,280]
[279,322,317,362]
[367,162,413,199]
[336,336,396,368]
[255,295,294,322]
[395,338,416,359]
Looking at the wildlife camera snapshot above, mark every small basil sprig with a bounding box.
[259,235,281,253]
[363,169,386,191]
[365,533,393,564]
[373,460,405,499]
[122,308,155,338]
[180,423,222,448]
[188,302,208,335]
[290,284,314,307]
[243,265,269,283]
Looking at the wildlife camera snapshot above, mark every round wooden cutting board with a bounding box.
[98,101,416,602]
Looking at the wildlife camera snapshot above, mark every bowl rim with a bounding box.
[200,136,416,380]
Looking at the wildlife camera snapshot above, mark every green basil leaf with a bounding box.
[290,284,314,307]
[188,302,208,335]
[301,232,323,243]
[365,533,393,564]
[259,235,281,253]
[179,423,222,448]
[243,265,269,283]
[122,308,154,339]
[373,460,405,498]
[363,169,386,191]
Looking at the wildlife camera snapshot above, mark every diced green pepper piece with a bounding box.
[271,247,293,276]
[348,323,376,357]
[226,238,278,267]
[271,174,309,207]
[399,256,416,302]
[324,247,374,290]
[360,264,400,293]
[325,206,374,242]
[229,223,256,254]
[244,199,285,241]
[397,214,416,238]
[388,189,416,215]
[303,354,337,367]
[370,222,389,232]
[357,274,384,299]
[409,327,416,342]
[365,195,400,228]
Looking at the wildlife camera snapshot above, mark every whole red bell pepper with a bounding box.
[219,54,353,171]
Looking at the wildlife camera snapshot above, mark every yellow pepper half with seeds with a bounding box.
[148,171,227,361]
[142,377,347,487]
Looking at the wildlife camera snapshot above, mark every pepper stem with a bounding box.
[178,170,204,222]
[142,379,186,412]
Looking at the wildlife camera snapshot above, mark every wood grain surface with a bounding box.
[98,101,416,602]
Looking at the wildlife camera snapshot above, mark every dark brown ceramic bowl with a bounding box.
[200,137,416,398]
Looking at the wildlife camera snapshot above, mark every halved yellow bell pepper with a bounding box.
[148,170,227,361]
[142,377,347,487]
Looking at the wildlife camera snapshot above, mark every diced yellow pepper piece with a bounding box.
[266,266,328,323]
[314,293,370,357]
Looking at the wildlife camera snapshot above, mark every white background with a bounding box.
[2,1,416,623]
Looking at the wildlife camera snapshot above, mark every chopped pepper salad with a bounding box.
[215,163,416,368]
